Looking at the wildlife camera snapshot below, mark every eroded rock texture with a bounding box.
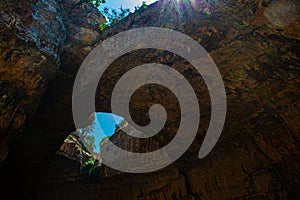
[0,0,64,161]
[0,0,300,199]
[0,0,105,161]
[0,0,105,194]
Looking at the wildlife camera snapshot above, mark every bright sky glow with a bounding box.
[93,112,124,153]
[84,1,159,154]
[100,0,158,11]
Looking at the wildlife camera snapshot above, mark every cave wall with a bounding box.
[41,0,300,199]
[0,0,65,161]
[0,0,300,199]
[0,0,105,196]
[0,0,105,162]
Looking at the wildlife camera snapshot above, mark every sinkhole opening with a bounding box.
[57,112,124,168]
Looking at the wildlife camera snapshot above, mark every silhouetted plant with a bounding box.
[90,0,106,7]
[135,1,148,11]
[81,159,95,171]
[101,6,131,25]
[98,1,149,31]
[81,159,100,183]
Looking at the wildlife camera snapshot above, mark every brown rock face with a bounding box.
[1,0,300,199]
[0,0,65,161]
[59,0,106,73]
[0,0,105,195]
[0,0,105,162]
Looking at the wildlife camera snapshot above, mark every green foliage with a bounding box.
[97,1,149,32]
[90,0,106,7]
[99,23,107,32]
[81,159,95,175]
[80,158,100,183]
[101,6,131,25]
[82,159,95,169]
[135,1,148,11]
[141,1,148,9]
[98,6,131,32]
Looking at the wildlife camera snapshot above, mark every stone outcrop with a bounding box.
[57,131,94,164]
[0,0,300,199]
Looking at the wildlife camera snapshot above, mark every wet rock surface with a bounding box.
[0,0,300,199]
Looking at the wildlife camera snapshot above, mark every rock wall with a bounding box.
[0,0,300,199]
[0,0,105,162]
[58,131,94,164]
[0,0,64,161]
[52,0,300,199]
